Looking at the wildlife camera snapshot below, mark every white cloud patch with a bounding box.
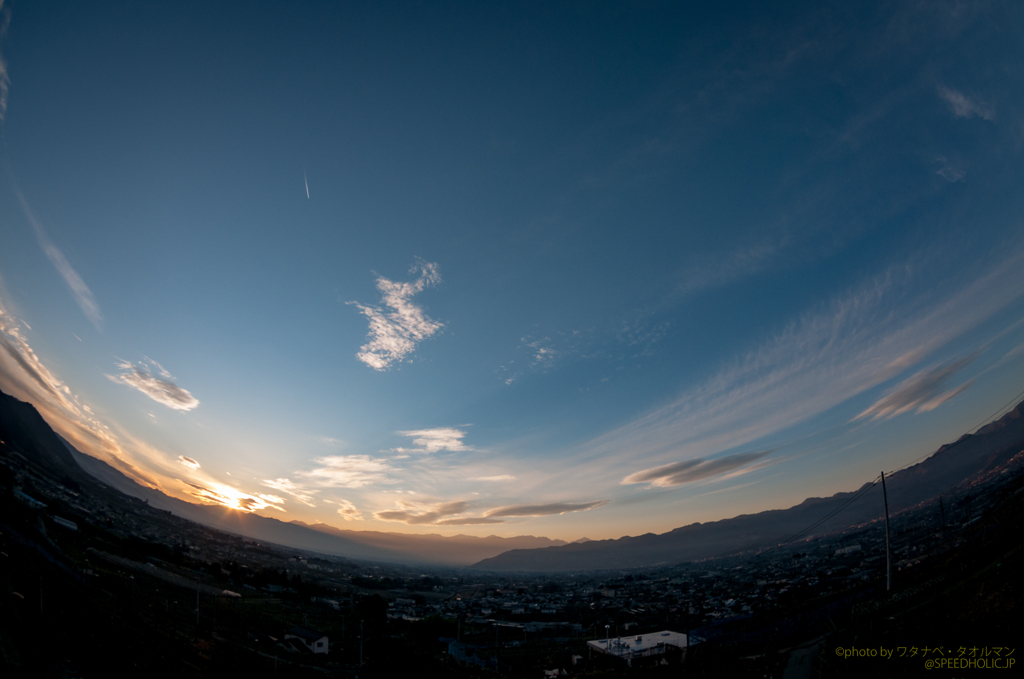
[469,474,516,482]
[263,478,318,507]
[299,455,394,488]
[336,499,363,521]
[16,190,103,330]
[350,259,443,370]
[855,355,976,420]
[395,427,473,453]
[483,500,609,518]
[177,455,201,470]
[109,359,199,411]
[524,337,559,369]
[938,86,995,121]
[622,450,772,488]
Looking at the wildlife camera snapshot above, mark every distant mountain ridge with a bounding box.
[292,521,566,566]
[0,389,95,485]
[471,400,1024,571]
[62,443,564,566]
[4,387,1024,572]
[0,388,566,566]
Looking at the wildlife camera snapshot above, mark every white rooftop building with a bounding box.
[587,630,697,663]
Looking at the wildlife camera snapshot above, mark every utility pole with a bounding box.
[881,471,892,593]
[686,600,692,655]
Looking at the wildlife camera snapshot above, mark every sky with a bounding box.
[1,0,1023,541]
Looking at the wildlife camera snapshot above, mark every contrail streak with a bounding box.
[304,169,310,199]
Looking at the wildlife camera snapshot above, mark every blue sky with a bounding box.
[1,0,1023,540]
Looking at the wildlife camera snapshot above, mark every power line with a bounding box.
[882,386,1024,477]
[781,475,880,545]
[779,387,1024,546]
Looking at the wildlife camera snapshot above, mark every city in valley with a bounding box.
[1,389,1020,677]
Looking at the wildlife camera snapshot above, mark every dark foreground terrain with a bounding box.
[2,447,1019,678]
[1,389,1022,677]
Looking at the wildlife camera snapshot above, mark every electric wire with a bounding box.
[780,475,880,545]
[778,387,1024,545]
[882,384,1024,477]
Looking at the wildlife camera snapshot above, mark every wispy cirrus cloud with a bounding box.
[299,455,394,488]
[0,296,81,415]
[108,359,199,411]
[350,259,444,370]
[0,295,169,487]
[579,248,1024,482]
[0,293,140,485]
[395,427,473,453]
[483,500,608,518]
[0,0,10,123]
[673,239,783,298]
[16,190,103,330]
[469,474,516,482]
[374,500,471,525]
[263,477,318,507]
[622,450,771,488]
[1005,342,1024,360]
[0,292,286,512]
[938,86,994,121]
[855,355,975,421]
[372,498,607,525]
[0,302,161,489]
